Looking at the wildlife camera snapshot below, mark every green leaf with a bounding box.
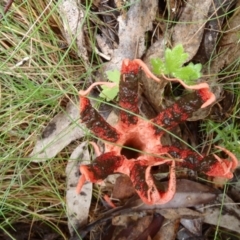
[99,70,120,101]
[150,58,165,75]
[150,44,202,86]
[165,44,188,74]
[174,63,202,84]
[106,69,121,83]
[99,85,119,101]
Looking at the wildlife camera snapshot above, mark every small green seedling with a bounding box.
[99,69,120,101]
[151,44,202,85]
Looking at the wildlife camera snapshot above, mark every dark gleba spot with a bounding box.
[41,122,56,138]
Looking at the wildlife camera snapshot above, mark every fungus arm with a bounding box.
[79,88,121,142]
[151,89,214,135]
[160,146,238,179]
[119,60,141,126]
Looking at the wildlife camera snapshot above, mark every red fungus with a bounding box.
[77,59,238,205]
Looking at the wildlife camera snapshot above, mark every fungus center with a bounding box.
[121,138,144,159]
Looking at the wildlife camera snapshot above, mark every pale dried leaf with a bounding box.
[202,194,240,234]
[66,141,93,236]
[105,0,158,71]
[211,1,240,75]
[30,100,84,162]
[180,218,202,236]
[158,208,203,220]
[153,218,178,240]
[177,227,199,239]
[172,0,212,61]
[96,34,113,60]
[58,0,88,62]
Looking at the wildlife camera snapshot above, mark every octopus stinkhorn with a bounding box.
[76,59,238,205]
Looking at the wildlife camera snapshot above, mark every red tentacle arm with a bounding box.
[129,159,176,204]
[158,146,238,179]
[151,89,214,136]
[207,146,238,178]
[80,94,121,142]
[119,60,140,126]
[77,150,176,205]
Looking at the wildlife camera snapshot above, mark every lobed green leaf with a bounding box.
[99,86,119,101]
[106,69,121,83]
[174,63,202,84]
[100,70,120,101]
[150,44,202,85]
[150,58,165,75]
[164,44,188,74]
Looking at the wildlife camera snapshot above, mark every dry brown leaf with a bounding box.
[112,212,149,227]
[112,175,135,200]
[30,100,84,162]
[105,0,158,71]
[202,194,240,234]
[58,0,88,62]
[158,208,203,220]
[66,141,93,236]
[211,1,240,75]
[172,0,212,61]
[112,215,153,240]
[194,0,236,65]
[153,218,179,240]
